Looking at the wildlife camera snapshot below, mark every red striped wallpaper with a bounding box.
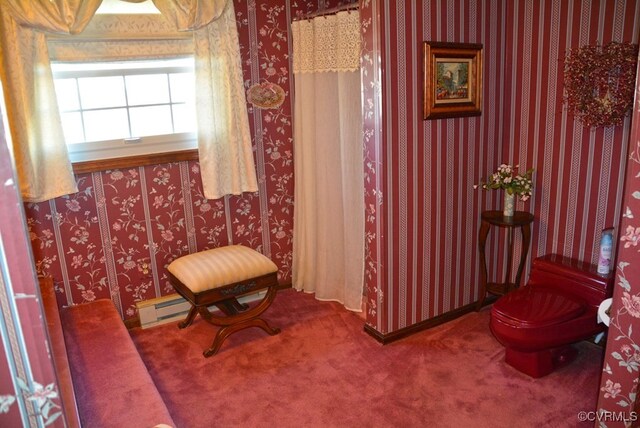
[362,0,640,334]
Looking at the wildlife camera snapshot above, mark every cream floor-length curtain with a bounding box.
[291,11,364,311]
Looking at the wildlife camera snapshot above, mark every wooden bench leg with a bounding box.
[204,318,281,358]
[179,305,198,329]
[215,298,249,316]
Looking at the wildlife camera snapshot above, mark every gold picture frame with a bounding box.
[423,42,483,120]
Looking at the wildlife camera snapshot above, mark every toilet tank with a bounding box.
[526,254,614,307]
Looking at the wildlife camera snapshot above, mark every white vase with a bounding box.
[503,191,515,217]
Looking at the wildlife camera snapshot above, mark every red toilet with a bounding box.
[490,254,614,378]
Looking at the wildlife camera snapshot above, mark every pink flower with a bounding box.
[266,67,276,76]
[66,199,81,212]
[82,290,96,302]
[270,151,281,160]
[161,230,174,241]
[110,170,124,180]
[601,379,621,398]
[200,203,212,213]
[113,222,122,231]
[123,260,136,270]
[71,255,83,269]
[275,230,286,239]
[153,196,164,209]
[622,292,640,318]
[621,225,640,248]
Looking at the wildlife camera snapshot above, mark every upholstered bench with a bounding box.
[167,245,281,357]
[39,278,175,428]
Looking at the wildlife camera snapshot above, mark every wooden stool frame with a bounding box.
[168,271,280,357]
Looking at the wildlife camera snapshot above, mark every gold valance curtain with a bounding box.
[152,0,226,30]
[47,14,193,62]
[0,0,103,202]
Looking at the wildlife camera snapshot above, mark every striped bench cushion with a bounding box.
[167,245,278,293]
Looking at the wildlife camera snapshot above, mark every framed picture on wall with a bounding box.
[423,41,483,120]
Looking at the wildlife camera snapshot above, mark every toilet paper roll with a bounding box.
[598,298,612,326]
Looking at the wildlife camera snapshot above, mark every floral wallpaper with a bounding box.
[597,52,640,427]
[359,0,384,329]
[25,0,356,320]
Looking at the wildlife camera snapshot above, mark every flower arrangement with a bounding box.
[475,164,534,201]
[563,41,638,128]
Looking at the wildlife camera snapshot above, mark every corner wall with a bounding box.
[597,49,640,427]
[363,0,640,337]
[363,0,507,333]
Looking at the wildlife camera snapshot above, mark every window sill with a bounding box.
[72,149,199,174]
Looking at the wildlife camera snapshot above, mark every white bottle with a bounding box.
[597,229,613,275]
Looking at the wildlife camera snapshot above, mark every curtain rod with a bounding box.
[292,3,359,21]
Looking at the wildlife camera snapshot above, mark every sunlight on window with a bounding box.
[172,103,196,133]
[126,74,170,106]
[83,109,129,142]
[130,105,173,136]
[169,73,194,103]
[53,79,80,111]
[59,112,85,144]
[78,76,126,109]
[52,58,196,161]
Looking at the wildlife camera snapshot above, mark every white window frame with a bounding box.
[52,59,197,163]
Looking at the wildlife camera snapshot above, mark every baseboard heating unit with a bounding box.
[136,291,266,329]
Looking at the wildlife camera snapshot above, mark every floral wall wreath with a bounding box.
[563,41,638,128]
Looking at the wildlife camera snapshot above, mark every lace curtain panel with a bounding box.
[292,10,360,74]
[291,11,364,311]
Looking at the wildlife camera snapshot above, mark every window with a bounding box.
[52,58,197,163]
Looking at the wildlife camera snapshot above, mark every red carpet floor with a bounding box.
[130,289,603,428]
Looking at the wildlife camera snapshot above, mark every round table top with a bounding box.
[481,210,534,226]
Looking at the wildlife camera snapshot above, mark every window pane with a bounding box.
[54,79,80,111]
[83,109,130,141]
[78,76,126,109]
[130,105,173,137]
[172,103,196,133]
[60,112,84,144]
[169,73,194,103]
[125,74,170,106]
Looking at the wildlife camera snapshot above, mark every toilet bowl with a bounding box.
[490,254,613,378]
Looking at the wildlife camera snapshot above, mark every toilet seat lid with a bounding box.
[492,286,586,327]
